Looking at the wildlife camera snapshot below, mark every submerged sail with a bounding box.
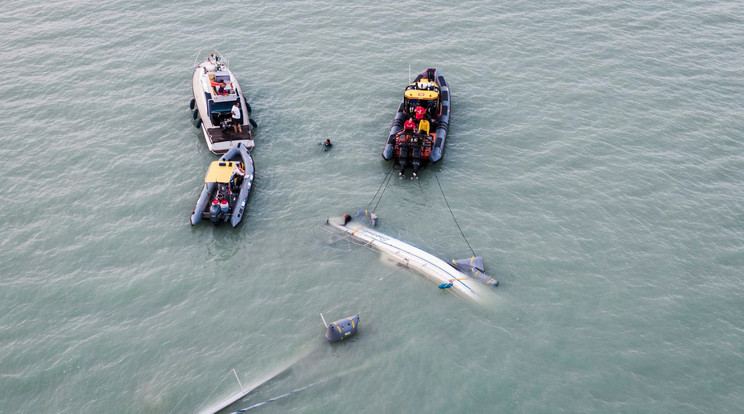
[452,257,499,286]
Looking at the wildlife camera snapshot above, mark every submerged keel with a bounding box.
[451,257,499,286]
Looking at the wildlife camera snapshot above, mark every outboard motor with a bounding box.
[209,199,221,223]
[411,146,422,177]
[325,315,360,342]
[398,145,409,176]
[219,199,229,216]
[210,184,231,223]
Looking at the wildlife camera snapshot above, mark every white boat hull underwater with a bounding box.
[327,215,493,305]
[191,52,255,154]
[197,349,314,414]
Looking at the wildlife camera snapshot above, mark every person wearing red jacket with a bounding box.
[403,117,416,132]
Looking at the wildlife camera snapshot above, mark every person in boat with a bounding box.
[231,102,242,133]
[207,53,221,71]
[417,117,430,136]
[414,105,426,121]
[210,53,223,70]
[230,163,245,191]
[408,99,418,116]
[403,117,416,134]
[343,213,352,225]
[210,79,225,95]
[319,139,332,151]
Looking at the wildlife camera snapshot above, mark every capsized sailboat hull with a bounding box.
[327,216,489,304]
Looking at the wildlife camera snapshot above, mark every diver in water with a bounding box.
[319,139,332,151]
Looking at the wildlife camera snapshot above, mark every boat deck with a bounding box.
[207,127,253,144]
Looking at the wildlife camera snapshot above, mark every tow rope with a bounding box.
[434,172,476,257]
[366,163,395,213]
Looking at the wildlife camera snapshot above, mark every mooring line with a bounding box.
[187,370,231,414]
[366,163,394,213]
[167,394,188,414]
[377,266,400,282]
[434,172,476,257]
[370,169,394,214]
[225,358,371,414]
[226,382,317,413]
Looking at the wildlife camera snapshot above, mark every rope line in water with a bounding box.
[166,393,188,414]
[367,163,394,213]
[378,266,400,281]
[434,172,476,257]
[227,382,317,413]
[370,171,393,214]
[188,370,232,414]
[225,361,366,414]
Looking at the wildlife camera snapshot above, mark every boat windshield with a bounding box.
[214,71,231,83]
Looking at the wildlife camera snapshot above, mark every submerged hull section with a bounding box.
[197,349,314,414]
[327,217,488,304]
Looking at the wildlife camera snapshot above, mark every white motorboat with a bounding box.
[190,51,256,154]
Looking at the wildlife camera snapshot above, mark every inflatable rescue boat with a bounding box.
[190,143,254,227]
[382,68,450,178]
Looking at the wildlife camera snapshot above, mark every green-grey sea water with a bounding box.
[1,0,743,412]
